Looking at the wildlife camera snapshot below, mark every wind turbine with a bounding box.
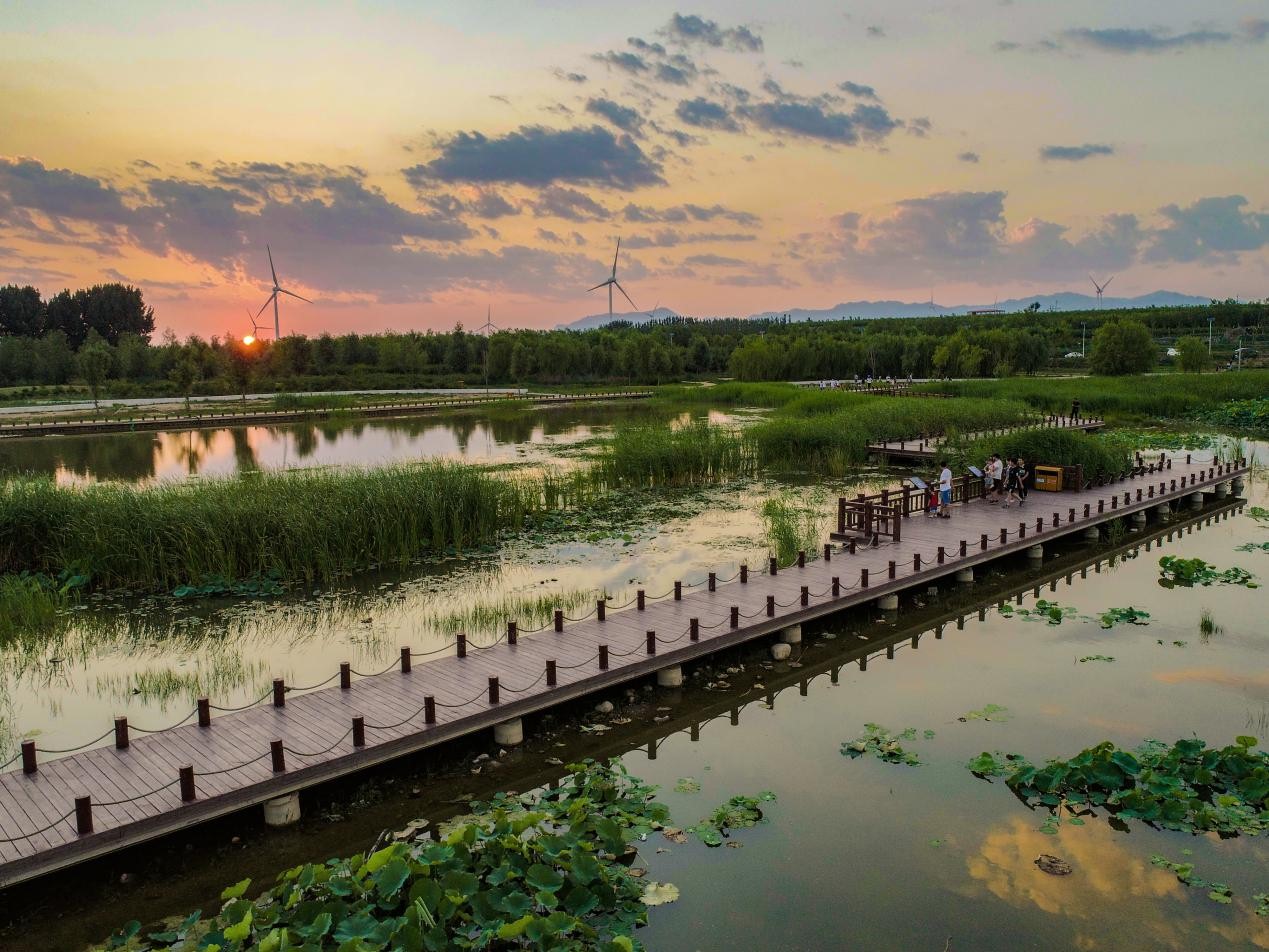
[1089,274,1114,309]
[587,239,637,317]
[242,308,267,346]
[256,245,312,338]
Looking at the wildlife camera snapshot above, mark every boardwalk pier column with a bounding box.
[778,624,802,644]
[264,794,301,827]
[656,665,684,688]
[494,719,524,746]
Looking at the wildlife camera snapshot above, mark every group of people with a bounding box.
[926,455,1030,518]
[982,454,1030,507]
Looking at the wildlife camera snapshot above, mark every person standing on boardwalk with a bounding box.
[938,459,953,518]
[982,454,996,502]
[991,455,1005,503]
[1015,457,1030,506]
[1001,458,1018,507]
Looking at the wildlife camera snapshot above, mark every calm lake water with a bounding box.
[0,410,1265,951]
[0,402,747,484]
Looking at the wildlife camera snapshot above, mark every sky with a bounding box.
[1,0,1267,338]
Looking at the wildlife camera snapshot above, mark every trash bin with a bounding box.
[1033,465,1063,492]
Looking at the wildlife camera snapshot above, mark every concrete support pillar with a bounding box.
[1214,482,1228,499]
[1027,545,1044,561]
[263,792,301,827]
[770,642,792,661]
[955,567,974,583]
[1188,492,1204,509]
[494,718,524,746]
[656,665,684,688]
[1230,477,1245,494]
[1154,503,1171,519]
[1082,527,1100,542]
[778,624,802,644]
[876,593,899,611]
[1130,512,1147,527]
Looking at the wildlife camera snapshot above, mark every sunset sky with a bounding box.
[2,0,1267,338]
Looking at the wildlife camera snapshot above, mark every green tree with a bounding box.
[0,284,45,336]
[1174,336,1210,373]
[225,338,260,400]
[77,284,156,344]
[76,340,113,410]
[168,356,201,411]
[1089,319,1156,375]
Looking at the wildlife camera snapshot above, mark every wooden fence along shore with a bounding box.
[0,452,1250,886]
[0,391,653,440]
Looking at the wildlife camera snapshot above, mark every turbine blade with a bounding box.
[611,239,620,278]
[587,281,610,292]
[1102,276,1114,290]
[278,288,313,304]
[614,281,637,311]
[255,292,277,319]
[268,245,279,286]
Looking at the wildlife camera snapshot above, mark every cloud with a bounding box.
[536,227,566,244]
[1040,143,1114,161]
[906,116,932,138]
[806,189,1147,285]
[592,50,648,75]
[958,151,981,163]
[683,253,746,266]
[551,68,587,83]
[1145,195,1268,263]
[740,98,899,145]
[622,202,759,227]
[622,229,757,248]
[405,125,665,189]
[585,97,645,136]
[660,14,763,52]
[866,25,885,38]
[838,81,879,101]
[1063,26,1234,53]
[675,97,741,132]
[0,156,135,229]
[529,185,611,222]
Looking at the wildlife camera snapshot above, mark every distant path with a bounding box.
[0,388,527,417]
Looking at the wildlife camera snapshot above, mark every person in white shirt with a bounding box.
[938,460,953,518]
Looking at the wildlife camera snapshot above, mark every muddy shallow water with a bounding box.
[0,416,1265,950]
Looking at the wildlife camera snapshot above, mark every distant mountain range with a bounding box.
[558,291,1212,330]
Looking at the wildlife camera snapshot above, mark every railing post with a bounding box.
[596,600,605,622]
[273,678,285,708]
[546,660,557,686]
[674,581,682,600]
[75,796,93,835]
[114,716,129,750]
[271,740,285,772]
[646,631,656,655]
[425,696,436,724]
[400,647,411,674]
[823,543,832,561]
[832,576,841,596]
[180,766,196,802]
[800,585,809,606]
[198,697,211,727]
[708,572,716,592]
[457,634,467,658]
[555,609,565,630]
[797,550,806,568]
[636,591,645,611]
[766,595,775,617]
[353,715,365,746]
[599,644,610,669]
[508,621,518,644]
[690,618,699,641]
[888,560,896,580]
[861,568,869,587]
[21,739,36,775]
[730,606,739,628]
[339,664,351,690]
[769,556,778,575]
[488,677,500,705]
[740,564,748,583]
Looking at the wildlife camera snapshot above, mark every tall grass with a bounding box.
[595,421,755,487]
[430,588,599,639]
[916,371,1269,422]
[0,462,543,591]
[749,396,1032,474]
[0,574,70,643]
[946,428,1133,479]
[653,382,803,408]
[760,491,828,566]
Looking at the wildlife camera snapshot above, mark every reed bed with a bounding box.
[760,491,829,567]
[595,420,756,487]
[917,371,1269,421]
[749,396,1032,474]
[429,588,598,640]
[0,462,542,591]
[653,381,803,408]
[946,428,1133,479]
[0,574,69,644]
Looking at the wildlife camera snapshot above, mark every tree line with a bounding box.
[0,282,1263,396]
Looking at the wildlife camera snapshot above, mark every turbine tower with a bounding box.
[1089,274,1114,309]
[256,245,313,338]
[587,239,637,317]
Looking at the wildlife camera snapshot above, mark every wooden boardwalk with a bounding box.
[867,415,1104,463]
[0,454,1248,886]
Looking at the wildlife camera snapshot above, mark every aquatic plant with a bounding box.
[1078,655,1116,663]
[841,724,932,766]
[1150,855,1233,904]
[687,792,777,847]
[958,704,1010,722]
[967,735,1269,836]
[1158,556,1259,588]
[1235,542,1269,553]
[594,421,754,488]
[1200,609,1221,639]
[1099,606,1151,628]
[0,463,544,591]
[429,588,598,639]
[99,760,678,951]
[997,600,1075,625]
[759,491,828,567]
[0,571,81,643]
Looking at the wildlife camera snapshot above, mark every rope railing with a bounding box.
[0,453,1248,846]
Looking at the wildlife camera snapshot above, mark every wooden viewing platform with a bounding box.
[0,453,1250,886]
[0,390,653,440]
[866,415,1104,463]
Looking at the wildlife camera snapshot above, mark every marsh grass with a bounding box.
[917,371,1269,422]
[947,428,1134,480]
[93,650,272,709]
[0,574,71,644]
[0,462,544,591]
[760,491,829,566]
[429,588,599,639]
[595,421,755,487]
[750,396,1032,474]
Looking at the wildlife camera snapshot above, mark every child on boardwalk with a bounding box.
[938,460,953,519]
